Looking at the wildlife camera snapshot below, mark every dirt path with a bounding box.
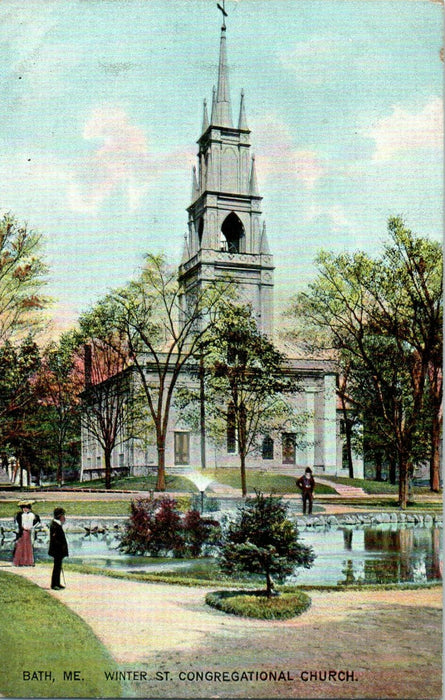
[2,562,442,698]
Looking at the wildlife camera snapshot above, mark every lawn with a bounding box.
[61,474,199,492]
[206,468,336,494]
[0,501,132,518]
[0,570,124,697]
[324,475,440,495]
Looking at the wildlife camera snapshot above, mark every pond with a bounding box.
[1,523,441,586]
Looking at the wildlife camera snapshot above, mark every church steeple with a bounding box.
[238,89,248,131]
[179,9,274,336]
[212,27,233,128]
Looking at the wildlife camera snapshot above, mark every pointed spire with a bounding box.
[181,232,190,265]
[249,155,259,196]
[191,166,199,201]
[212,28,233,127]
[260,221,271,255]
[210,86,217,124]
[201,99,209,134]
[238,89,248,130]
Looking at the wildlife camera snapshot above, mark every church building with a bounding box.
[80,16,362,482]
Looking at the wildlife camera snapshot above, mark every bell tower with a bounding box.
[178,16,274,336]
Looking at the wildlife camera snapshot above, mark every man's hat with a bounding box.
[53,507,66,519]
[17,500,35,508]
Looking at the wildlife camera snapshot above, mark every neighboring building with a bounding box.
[80,20,363,482]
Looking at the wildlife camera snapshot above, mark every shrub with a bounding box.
[205,589,311,619]
[218,492,315,597]
[183,509,220,556]
[119,497,219,557]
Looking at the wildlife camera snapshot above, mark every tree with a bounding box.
[98,253,231,491]
[35,334,83,486]
[288,218,442,507]
[218,492,314,597]
[178,305,301,497]
[76,310,138,490]
[0,337,42,485]
[0,213,48,343]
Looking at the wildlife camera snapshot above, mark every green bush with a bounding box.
[206,588,311,619]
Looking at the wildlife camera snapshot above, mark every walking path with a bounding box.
[1,562,441,667]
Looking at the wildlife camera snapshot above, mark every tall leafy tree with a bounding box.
[288,218,442,507]
[0,213,48,343]
[97,253,232,491]
[76,310,136,490]
[35,334,83,485]
[0,337,41,485]
[178,305,301,497]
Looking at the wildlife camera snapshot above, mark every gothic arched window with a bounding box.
[220,213,244,253]
[197,217,204,246]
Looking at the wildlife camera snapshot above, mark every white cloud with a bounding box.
[67,106,155,214]
[68,105,196,214]
[369,97,443,162]
[252,114,326,190]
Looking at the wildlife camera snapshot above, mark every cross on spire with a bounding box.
[217,1,228,30]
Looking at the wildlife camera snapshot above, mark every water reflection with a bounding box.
[0,523,442,586]
[294,525,443,586]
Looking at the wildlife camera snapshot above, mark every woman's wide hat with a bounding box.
[17,499,35,507]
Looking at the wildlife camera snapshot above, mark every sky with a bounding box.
[0,0,442,333]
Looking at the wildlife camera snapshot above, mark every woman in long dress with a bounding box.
[12,500,41,566]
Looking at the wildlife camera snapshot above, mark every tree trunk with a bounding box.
[265,570,273,598]
[430,415,441,492]
[199,355,206,470]
[398,456,409,509]
[57,446,63,487]
[340,394,354,478]
[104,450,112,490]
[156,444,166,491]
[375,452,383,481]
[239,451,247,497]
[388,454,397,485]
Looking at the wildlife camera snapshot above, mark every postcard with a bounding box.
[0,1,442,699]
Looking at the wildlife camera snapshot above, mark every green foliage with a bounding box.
[178,304,304,496]
[0,213,49,344]
[0,571,123,698]
[119,497,220,557]
[288,217,443,505]
[205,589,311,619]
[218,492,314,596]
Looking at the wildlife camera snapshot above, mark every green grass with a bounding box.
[0,570,124,698]
[62,474,199,492]
[205,588,312,619]
[207,468,336,494]
[0,501,132,518]
[315,497,442,511]
[323,476,441,495]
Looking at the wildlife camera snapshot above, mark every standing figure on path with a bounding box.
[296,467,315,515]
[12,500,41,566]
[48,507,68,590]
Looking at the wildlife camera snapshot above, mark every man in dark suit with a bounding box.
[296,467,315,515]
[48,507,68,590]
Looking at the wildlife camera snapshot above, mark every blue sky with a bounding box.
[0,0,442,331]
